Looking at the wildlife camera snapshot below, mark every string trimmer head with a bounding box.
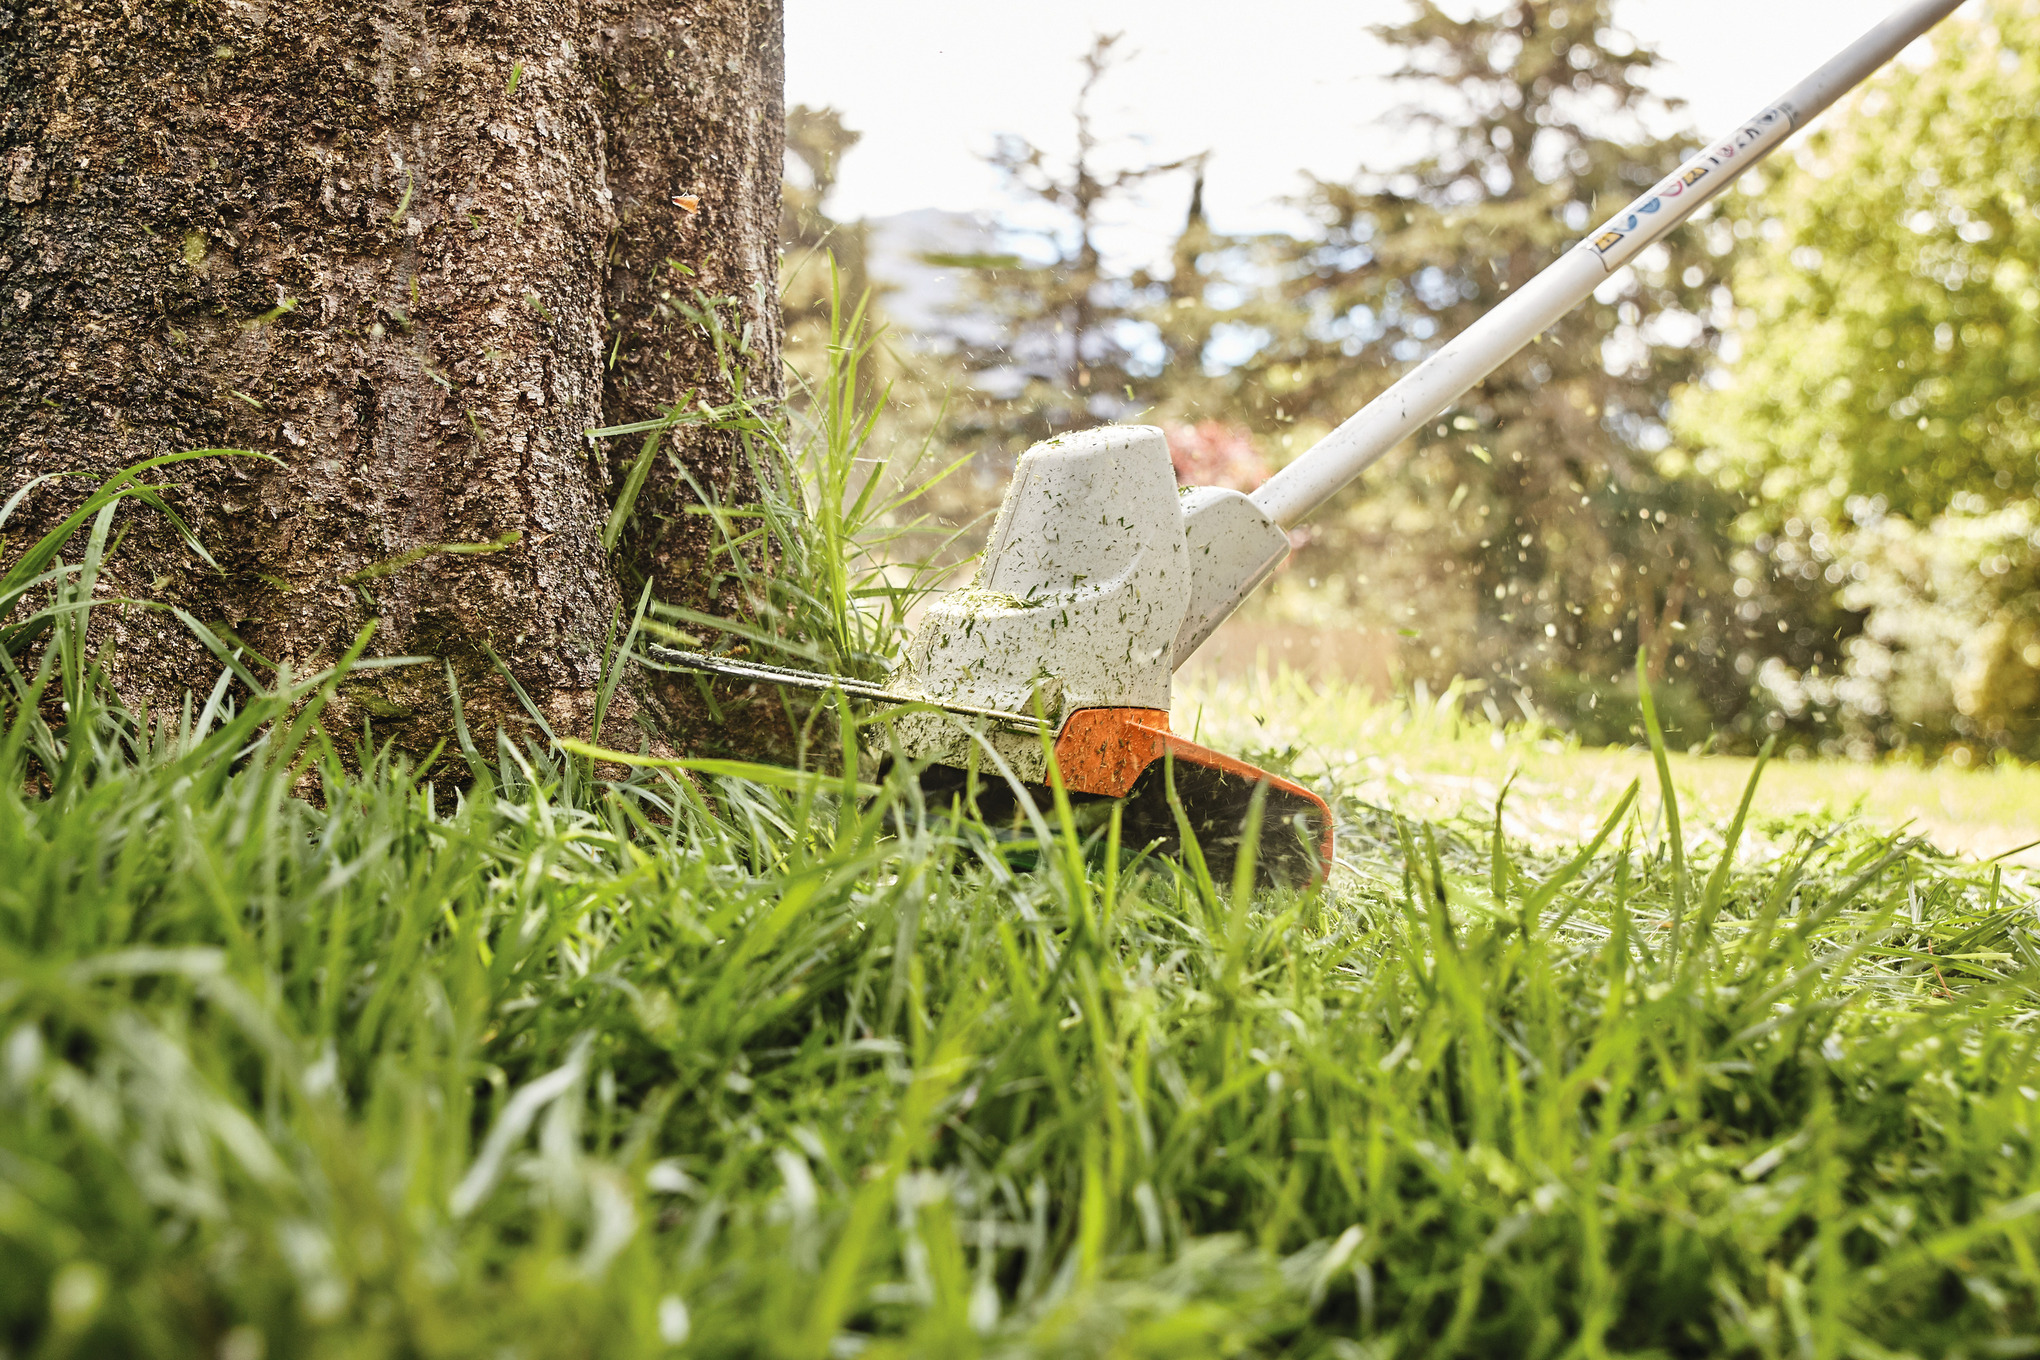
[887,425,1327,885]
[667,425,1326,885]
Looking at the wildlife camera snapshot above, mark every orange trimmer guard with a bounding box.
[1051,708,1334,888]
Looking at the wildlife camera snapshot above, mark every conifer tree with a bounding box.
[1188,1,1749,731]
[781,106,877,369]
[942,36,1201,467]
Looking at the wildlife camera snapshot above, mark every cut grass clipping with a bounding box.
[8,575,2040,1357]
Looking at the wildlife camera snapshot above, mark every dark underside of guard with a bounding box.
[915,758,1330,890]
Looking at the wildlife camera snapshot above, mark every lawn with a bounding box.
[8,633,2040,1360]
[1182,669,2040,868]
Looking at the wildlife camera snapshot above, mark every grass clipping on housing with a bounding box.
[7,567,2040,1357]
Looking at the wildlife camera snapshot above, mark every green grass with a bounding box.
[1180,669,2040,868]
[8,583,2040,1358]
[9,311,2040,1357]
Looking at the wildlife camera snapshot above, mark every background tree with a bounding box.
[1674,1,2040,757]
[1043,2,1756,736]
[940,36,1202,471]
[0,0,783,752]
[1181,0,1745,734]
[780,104,878,387]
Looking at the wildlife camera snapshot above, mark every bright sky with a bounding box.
[786,0,1982,258]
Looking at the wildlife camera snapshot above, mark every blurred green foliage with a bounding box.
[1675,1,2040,757]
[1829,498,2040,757]
[1675,3,2040,529]
[781,105,881,407]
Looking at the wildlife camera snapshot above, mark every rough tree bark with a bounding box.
[0,0,782,752]
[590,1,785,743]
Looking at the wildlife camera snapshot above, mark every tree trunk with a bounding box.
[589,1,787,746]
[0,0,782,753]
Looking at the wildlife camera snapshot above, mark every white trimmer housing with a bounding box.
[898,425,1187,722]
[1171,487,1290,667]
[890,426,1291,781]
